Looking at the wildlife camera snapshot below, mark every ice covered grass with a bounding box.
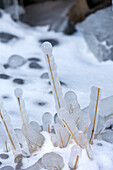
[0,11,113,170]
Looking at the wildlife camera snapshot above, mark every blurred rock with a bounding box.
[28,57,41,62]
[0,154,9,159]
[8,55,26,68]
[20,0,75,33]
[68,0,111,25]
[29,62,43,69]
[0,74,11,79]
[39,39,59,47]
[40,72,49,79]
[68,0,89,24]
[0,32,18,43]
[0,166,14,170]
[0,11,2,17]
[77,7,113,61]
[13,78,25,85]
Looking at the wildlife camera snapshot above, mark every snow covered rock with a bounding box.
[0,32,18,43]
[8,55,26,68]
[77,7,113,61]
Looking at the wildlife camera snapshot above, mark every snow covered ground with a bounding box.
[0,11,113,170]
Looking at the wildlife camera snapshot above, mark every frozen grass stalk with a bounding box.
[87,87,101,144]
[41,42,65,111]
[0,100,21,155]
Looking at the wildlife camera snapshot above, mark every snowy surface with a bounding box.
[0,11,113,169]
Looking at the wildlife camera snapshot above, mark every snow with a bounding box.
[0,11,113,169]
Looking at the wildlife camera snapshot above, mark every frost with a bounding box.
[42,152,64,170]
[68,145,82,169]
[14,88,23,99]
[42,112,53,133]
[54,123,70,148]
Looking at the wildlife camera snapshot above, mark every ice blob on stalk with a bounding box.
[69,145,82,169]
[14,88,23,99]
[42,112,52,133]
[41,42,53,56]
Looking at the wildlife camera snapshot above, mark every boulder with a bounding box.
[68,0,111,24]
[77,7,113,61]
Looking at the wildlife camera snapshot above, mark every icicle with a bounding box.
[42,42,65,111]
[54,123,70,148]
[68,145,82,169]
[42,112,53,133]
[0,122,8,152]
[0,106,21,156]
[87,87,101,143]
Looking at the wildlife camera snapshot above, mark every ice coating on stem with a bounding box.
[22,123,45,153]
[14,128,30,155]
[64,91,90,133]
[42,41,65,111]
[0,109,21,155]
[42,112,52,133]
[54,123,70,148]
[69,145,82,169]
[0,122,8,152]
[50,133,58,147]
[29,121,41,133]
[42,152,64,170]
[0,99,4,110]
[14,88,23,99]
[20,99,29,125]
[87,87,101,143]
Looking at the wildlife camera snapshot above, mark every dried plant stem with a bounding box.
[62,119,81,147]
[84,125,88,135]
[59,131,64,148]
[47,54,61,109]
[74,155,79,169]
[48,124,50,133]
[104,113,113,119]
[18,98,25,125]
[18,98,39,151]
[95,129,102,139]
[89,88,100,144]
[85,146,92,160]
[70,104,74,113]
[0,111,16,151]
